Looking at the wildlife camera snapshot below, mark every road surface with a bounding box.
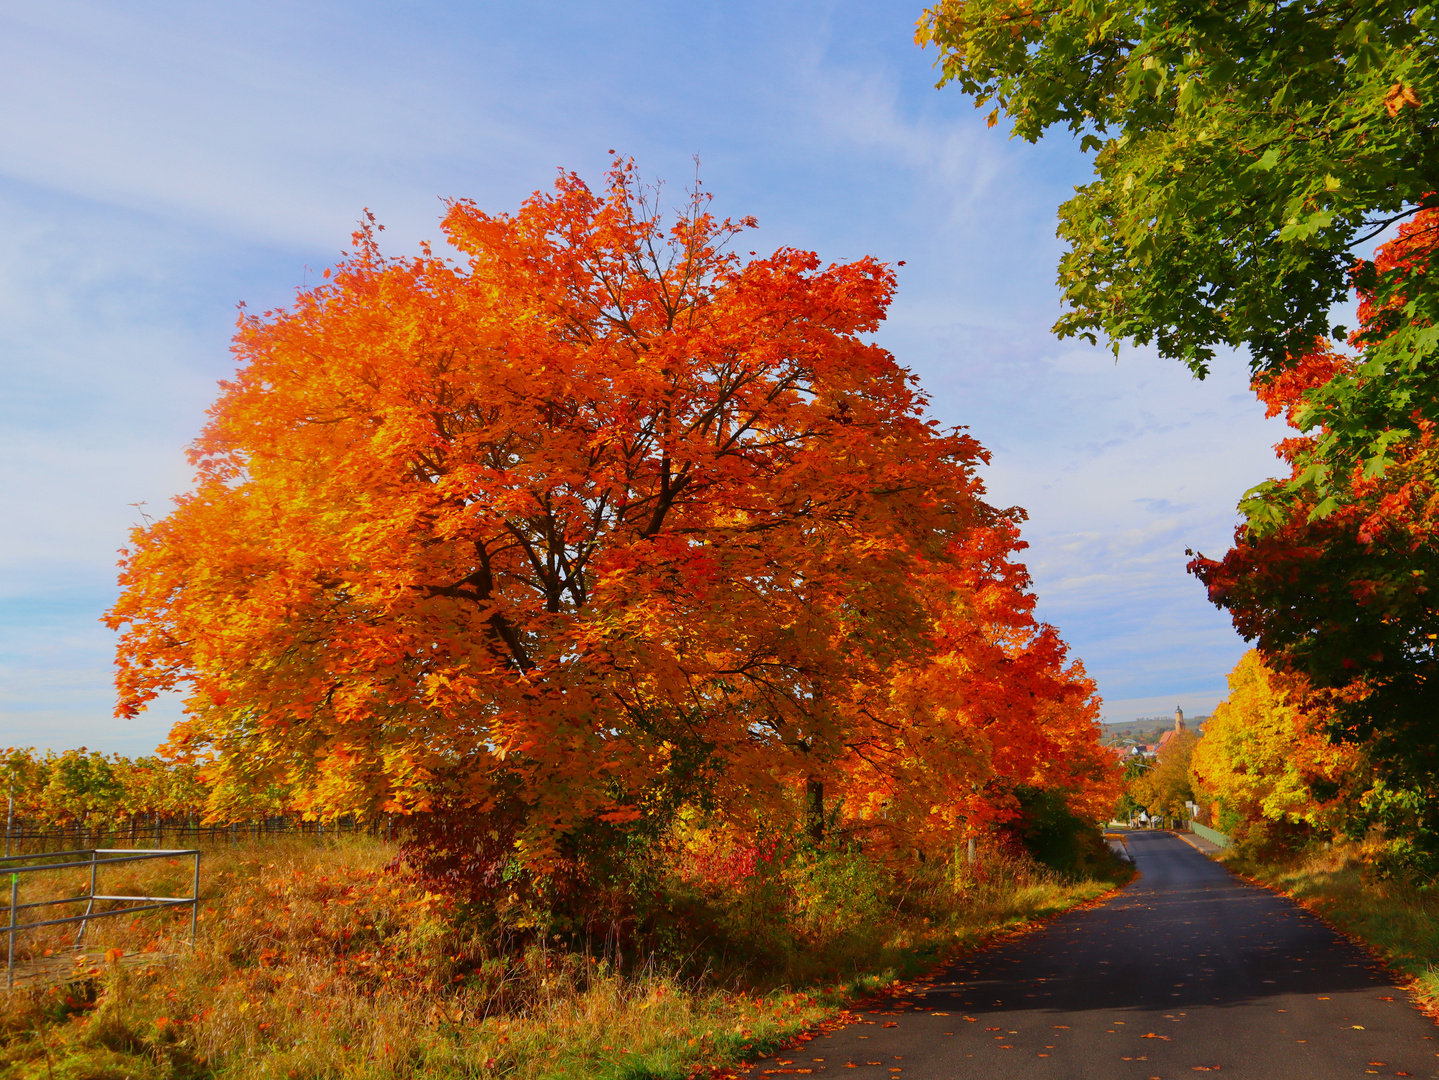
[777,830,1437,1078]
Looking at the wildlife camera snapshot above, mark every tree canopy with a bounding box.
[0,747,209,827]
[107,164,1116,872]
[1188,213,1439,860]
[917,0,1437,488]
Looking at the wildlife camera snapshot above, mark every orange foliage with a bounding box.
[845,521,1120,847]
[1251,343,1351,428]
[1237,211,1439,565]
[1355,205,1439,334]
[107,161,1114,865]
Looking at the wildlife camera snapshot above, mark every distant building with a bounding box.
[1154,705,1188,756]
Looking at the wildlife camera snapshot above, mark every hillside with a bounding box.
[1100,715,1209,747]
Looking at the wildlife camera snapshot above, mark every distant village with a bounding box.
[1101,706,1209,760]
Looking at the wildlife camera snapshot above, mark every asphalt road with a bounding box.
[774,831,1438,1079]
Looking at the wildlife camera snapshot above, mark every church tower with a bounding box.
[1174,705,1186,733]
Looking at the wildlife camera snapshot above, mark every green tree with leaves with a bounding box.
[917,0,1436,477]
[1113,755,1149,823]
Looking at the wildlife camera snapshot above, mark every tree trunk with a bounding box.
[805,777,824,843]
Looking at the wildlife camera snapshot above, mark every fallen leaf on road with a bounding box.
[1141,1033,1171,1040]
[882,1023,898,1028]
[1352,1025,1365,1030]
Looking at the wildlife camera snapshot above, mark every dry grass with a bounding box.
[1,835,1119,1080]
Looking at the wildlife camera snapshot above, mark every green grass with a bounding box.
[1,835,1125,1080]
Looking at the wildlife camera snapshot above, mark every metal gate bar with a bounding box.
[2,848,200,989]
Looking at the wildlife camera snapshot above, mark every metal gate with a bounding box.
[2,847,200,989]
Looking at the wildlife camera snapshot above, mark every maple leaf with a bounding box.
[1384,82,1421,118]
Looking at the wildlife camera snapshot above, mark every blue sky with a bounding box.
[0,1,1289,755]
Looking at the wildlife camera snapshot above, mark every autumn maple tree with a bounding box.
[1128,730,1199,824]
[108,162,1114,873]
